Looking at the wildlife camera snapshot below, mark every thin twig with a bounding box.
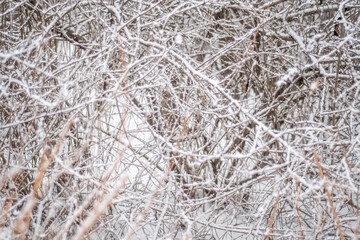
[124,117,189,240]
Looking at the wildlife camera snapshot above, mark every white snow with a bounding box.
[276,68,299,87]
[310,81,320,93]
[175,34,183,45]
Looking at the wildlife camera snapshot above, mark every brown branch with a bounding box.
[295,181,305,240]
[313,150,345,240]
[266,190,280,240]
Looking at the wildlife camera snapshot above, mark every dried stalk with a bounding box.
[313,149,345,240]
[266,190,280,240]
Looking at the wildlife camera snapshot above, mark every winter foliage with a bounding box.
[1,0,359,239]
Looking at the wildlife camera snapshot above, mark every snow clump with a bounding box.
[276,68,299,87]
[175,34,183,45]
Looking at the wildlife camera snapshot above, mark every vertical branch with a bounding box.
[266,190,280,240]
[313,150,345,240]
[295,181,305,240]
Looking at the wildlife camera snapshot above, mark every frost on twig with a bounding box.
[276,68,300,88]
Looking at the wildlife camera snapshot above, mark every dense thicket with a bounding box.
[1,0,359,239]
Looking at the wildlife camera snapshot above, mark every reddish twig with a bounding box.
[313,149,345,240]
[266,190,280,240]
